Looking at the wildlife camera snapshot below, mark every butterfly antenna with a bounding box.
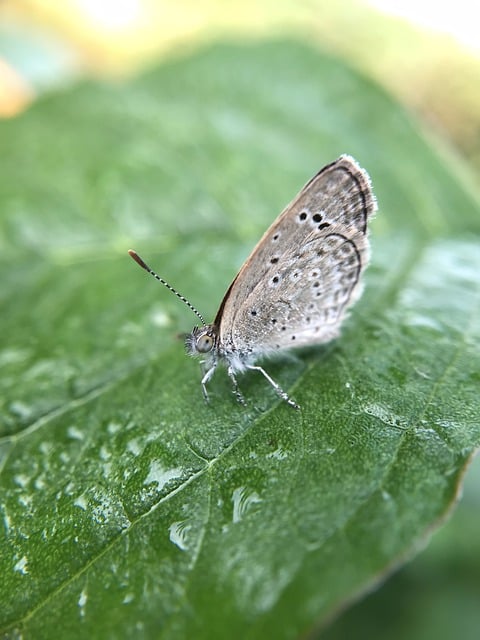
[128,249,206,326]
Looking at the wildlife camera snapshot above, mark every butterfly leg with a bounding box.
[227,366,247,406]
[200,362,217,403]
[247,365,300,410]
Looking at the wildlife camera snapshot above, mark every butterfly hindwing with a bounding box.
[217,155,376,355]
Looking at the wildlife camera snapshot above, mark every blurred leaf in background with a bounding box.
[1,0,480,172]
[0,2,479,639]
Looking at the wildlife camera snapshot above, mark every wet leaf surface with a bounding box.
[1,40,479,640]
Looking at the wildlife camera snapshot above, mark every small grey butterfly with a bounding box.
[129,155,377,409]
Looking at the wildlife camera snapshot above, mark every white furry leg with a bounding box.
[200,363,217,403]
[227,366,247,406]
[246,365,300,410]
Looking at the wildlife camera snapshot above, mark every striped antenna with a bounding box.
[128,249,206,326]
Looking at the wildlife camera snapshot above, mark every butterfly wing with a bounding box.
[216,155,377,357]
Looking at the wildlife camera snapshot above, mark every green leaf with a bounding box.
[322,454,480,640]
[1,40,479,639]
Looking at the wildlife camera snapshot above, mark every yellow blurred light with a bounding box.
[0,58,33,118]
[366,0,480,54]
[72,0,143,31]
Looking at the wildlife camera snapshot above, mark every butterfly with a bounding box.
[129,155,377,409]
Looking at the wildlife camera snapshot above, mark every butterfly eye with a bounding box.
[196,334,214,353]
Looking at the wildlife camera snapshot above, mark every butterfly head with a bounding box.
[185,324,219,358]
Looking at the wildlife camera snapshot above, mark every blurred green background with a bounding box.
[1,1,479,639]
[2,0,480,176]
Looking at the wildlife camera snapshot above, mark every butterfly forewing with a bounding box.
[217,155,376,355]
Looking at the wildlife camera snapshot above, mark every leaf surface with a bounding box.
[0,41,479,639]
